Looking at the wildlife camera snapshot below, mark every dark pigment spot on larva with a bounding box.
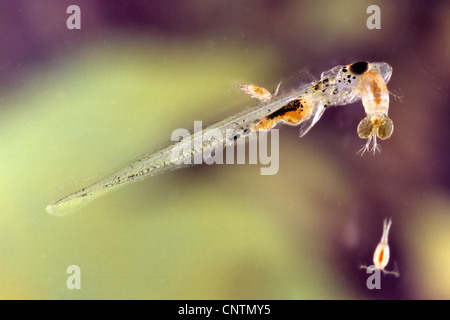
[266,99,302,119]
[350,61,369,75]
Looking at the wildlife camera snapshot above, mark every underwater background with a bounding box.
[0,0,449,299]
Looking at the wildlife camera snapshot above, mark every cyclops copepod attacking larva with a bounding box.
[352,62,394,155]
[47,61,394,215]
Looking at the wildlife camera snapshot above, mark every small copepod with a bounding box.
[235,83,277,102]
[361,218,400,277]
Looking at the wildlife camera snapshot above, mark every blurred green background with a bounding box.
[0,0,449,299]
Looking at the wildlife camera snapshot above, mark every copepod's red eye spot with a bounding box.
[378,249,384,264]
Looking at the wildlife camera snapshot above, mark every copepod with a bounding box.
[361,218,400,277]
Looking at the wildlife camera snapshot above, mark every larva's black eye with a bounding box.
[350,61,369,75]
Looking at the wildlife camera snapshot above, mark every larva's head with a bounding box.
[357,114,394,155]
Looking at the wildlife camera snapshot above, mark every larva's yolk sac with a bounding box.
[357,114,394,140]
